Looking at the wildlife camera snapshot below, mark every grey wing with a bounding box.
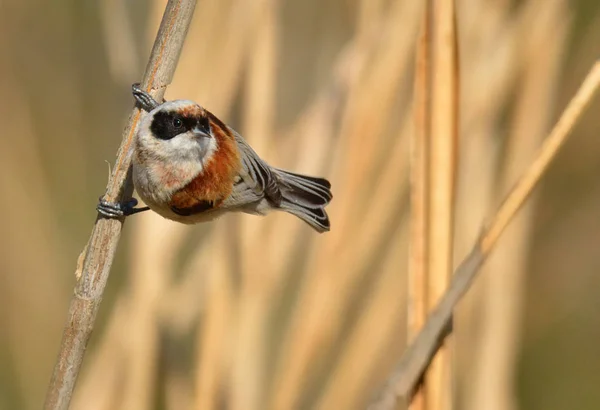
[220,176,265,211]
[232,129,283,205]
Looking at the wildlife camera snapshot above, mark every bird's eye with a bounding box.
[172,117,183,128]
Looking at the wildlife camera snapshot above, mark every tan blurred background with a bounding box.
[2,0,600,409]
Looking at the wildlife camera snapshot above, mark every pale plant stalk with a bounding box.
[166,1,272,407]
[425,1,459,409]
[315,220,410,409]
[44,1,197,409]
[100,0,139,83]
[453,0,514,387]
[230,2,279,409]
[273,48,415,406]
[269,2,422,407]
[408,4,431,410]
[467,3,568,410]
[122,220,186,410]
[189,0,263,114]
[191,3,269,408]
[368,61,600,409]
[0,71,67,410]
[313,119,412,407]
[3,1,594,410]
[70,299,130,410]
[73,0,262,407]
[329,0,421,239]
[120,4,197,406]
[194,226,238,410]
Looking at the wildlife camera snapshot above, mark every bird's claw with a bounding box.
[132,83,160,112]
[97,197,139,218]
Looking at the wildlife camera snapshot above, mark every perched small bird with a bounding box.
[98,84,332,232]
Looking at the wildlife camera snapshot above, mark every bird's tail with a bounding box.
[272,168,332,233]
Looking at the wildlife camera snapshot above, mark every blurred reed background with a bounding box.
[2,0,600,409]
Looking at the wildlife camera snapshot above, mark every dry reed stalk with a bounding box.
[314,220,410,409]
[158,236,213,332]
[262,95,337,271]
[269,3,422,407]
[184,3,270,408]
[269,112,412,408]
[261,34,367,271]
[121,219,186,410]
[0,76,67,410]
[44,1,197,408]
[451,0,515,395]
[241,0,278,158]
[73,0,258,406]
[160,255,209,410]
[117,4,201,406]
[425,1,459,409]
[309,109,414,407]
[155,0,250,112]
[260,0,402,276]
[408,4,432,410]
[70,299,131,410]
[356,0,386,40]
[165,373,194,410]
[452,0,515,251]
[99,0,139,83]
[466,3,568,410]
[328,0,421,239]
[329,112,412,270]
[72,223,192,410]
[368,61,600,409]
[186,0,263,114]
[71,226,191,410]
[161,0,226,103]
[154,2,270,407]
[194,226,238,410]
[229,3,280,409]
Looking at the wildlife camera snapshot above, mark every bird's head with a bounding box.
[136,100,218,164]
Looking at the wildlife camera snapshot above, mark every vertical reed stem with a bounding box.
[44,2,197,409]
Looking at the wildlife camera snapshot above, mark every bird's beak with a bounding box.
[192,127,211,139]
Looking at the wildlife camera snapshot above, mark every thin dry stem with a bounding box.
[194,227,238,410]
[423,0,459,408]
[368,61,600,410]
[466,3,568,409]
[313,221,410,409]
[408,3,432,409]
[44,2,197,409]
[268,3,423,407]
[452,0,516,403]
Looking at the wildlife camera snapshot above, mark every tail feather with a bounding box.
[272,168,332,233]
[273,168,333,206]
[280,201,331,233]
[276,169,332,189]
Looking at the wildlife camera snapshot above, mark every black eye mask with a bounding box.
[150,110,198,140]
[196,115,211,136]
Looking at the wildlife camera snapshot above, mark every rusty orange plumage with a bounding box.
[169,112,241,211]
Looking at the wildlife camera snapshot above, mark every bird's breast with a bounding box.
[168,141,241,214]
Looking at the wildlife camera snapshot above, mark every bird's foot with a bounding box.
[97,197,149,218]
[132,83,161,112]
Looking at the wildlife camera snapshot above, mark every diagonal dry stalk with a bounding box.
[43,1,197,409]
[368,61,600,410]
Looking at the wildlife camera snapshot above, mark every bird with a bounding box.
[97,84,332,233]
